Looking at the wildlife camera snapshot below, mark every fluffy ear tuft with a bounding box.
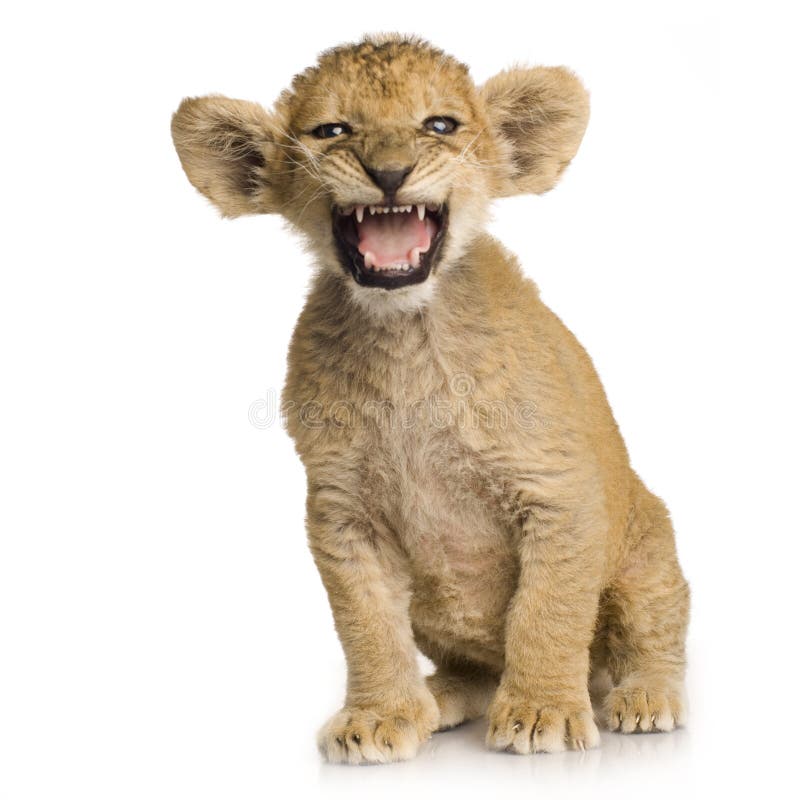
[171,95,281,217]
[481,67,589,196]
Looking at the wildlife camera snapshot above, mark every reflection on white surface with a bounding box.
[318,719,692,797]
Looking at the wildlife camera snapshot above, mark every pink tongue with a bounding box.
[357,213,431,267]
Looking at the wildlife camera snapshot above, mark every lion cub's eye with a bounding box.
[311,122,352,139]
[424,116,459,135]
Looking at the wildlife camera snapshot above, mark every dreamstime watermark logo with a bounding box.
[248,387,281,430]
[248,372,540,432]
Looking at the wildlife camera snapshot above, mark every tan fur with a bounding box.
[172,34,689,764]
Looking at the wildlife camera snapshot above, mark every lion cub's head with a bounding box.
[172,35,588,311]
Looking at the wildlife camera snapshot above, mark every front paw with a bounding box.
[486,687,599,754]
[318,694,440,764]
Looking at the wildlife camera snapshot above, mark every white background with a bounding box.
[1,1,798,798]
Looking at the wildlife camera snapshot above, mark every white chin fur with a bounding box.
[345,274,438,316]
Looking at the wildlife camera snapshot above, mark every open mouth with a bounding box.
[332,203,448,289]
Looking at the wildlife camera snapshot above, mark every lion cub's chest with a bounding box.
[368,420,519,664]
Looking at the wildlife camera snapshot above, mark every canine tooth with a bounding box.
[364,251,375,269]
[355,206,364,223]
[416,204,425,221]
[410,247,422,268]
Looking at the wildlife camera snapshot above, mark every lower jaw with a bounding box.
[339,252,435,289]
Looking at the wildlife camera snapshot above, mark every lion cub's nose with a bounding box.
[363,165,413,198]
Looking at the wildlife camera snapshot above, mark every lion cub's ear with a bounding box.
[171,95,283,217]
[480,67,589,197]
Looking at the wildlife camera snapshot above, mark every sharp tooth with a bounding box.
[355,206,364,223]
[410,247,421,268]
[416,204,425,221]
[369,206,376,215]
[364,251,375,269]
[404,205,411,213]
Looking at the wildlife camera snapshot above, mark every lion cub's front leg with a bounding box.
[308,495,439,764]
[486,499,603,754]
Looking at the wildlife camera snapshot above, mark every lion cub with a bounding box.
[172,35,689,764]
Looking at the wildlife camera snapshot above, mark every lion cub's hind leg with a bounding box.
[426,665,498,731]
[600,488,690,734]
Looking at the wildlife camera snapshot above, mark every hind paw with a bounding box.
[605,684,685,733]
